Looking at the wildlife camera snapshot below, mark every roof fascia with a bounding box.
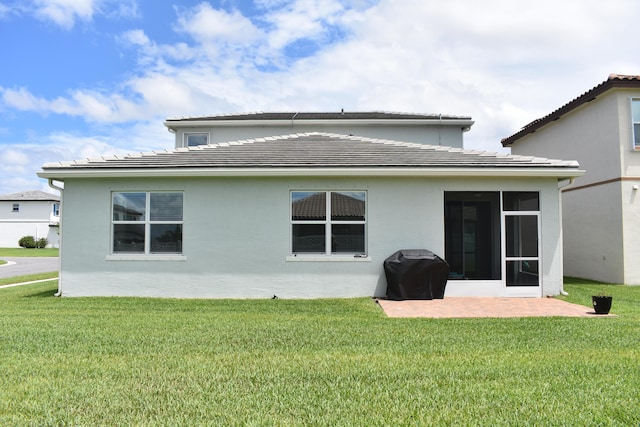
[164,118,475,130]
[38,167,584,180]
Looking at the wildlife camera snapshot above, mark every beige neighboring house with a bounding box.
[0,190,60,248]
[38,112,582,298]
[503,74,640,285]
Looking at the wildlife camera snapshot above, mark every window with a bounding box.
[633,99,640,149]
[12,203,19,212]
[53,203,60,217]
[291,191,366,255]
[185,132,209,147]
[112,192,183,254]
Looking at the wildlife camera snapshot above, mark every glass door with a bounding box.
[503,213,540,296]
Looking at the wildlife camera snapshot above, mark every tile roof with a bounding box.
[502,74,640,146]
[165,111,471,122]
[40,132,580,178]
[0,190,60,201]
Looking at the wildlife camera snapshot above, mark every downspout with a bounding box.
[47,179,64,297]
[557,177,575,296]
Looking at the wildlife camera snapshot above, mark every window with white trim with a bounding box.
[12,203,19,212]
[633,99,640,149]
[291,191,366,256]
[185,132,209,147]
[112,192,183,254]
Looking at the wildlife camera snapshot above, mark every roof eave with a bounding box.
[502,76,640,147]
[38,167,585,180]
[164,118,475,131]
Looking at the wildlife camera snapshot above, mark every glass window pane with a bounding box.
[186,133,208,146]
[150,193,183,221]
[113,224,145,253]
[292,192,326,221]
[151,224,182,253]
[331,224,365,253]
[633,100,640,122]
[113,193,146,221]
[506,216,538,257]
[503,192,539,211]
[506,260,539,286]
[292,224,325,253]
[635,123,640,148]
[331,191,366,221]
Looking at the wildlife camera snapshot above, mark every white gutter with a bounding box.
[557,177,576,296]
[38,167,586,180]
[47,179,64,297]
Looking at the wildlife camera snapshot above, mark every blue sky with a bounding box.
[2,0,640,195]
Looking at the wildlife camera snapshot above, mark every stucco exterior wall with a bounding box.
[0,200,59,248]
[57,175,563,298]
[562,183,624,283]
[174,124,465,148]
[622,180,640,284]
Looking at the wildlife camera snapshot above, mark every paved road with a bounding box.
[0,257,59,279]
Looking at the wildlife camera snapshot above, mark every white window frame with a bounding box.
[632,98,640,150]
[288,190,369,261]
[184,132,210,147]
[110,191,184,256]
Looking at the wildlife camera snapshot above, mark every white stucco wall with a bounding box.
[0,200,60,248]
[174,124,466,148]
[56,175,563,298]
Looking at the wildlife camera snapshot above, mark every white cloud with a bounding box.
[174,3,263,46]
[32,0,95,29]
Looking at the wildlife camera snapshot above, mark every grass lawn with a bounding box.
[1,280,638,425]
[0,247,59,257]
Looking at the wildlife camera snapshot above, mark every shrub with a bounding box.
[36,238,48,249]
[18,236,36,248]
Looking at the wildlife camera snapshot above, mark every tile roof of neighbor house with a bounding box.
[165,111,472,122]
[0,190,59,201]
[39,132,582,179]
[502,74,640,147]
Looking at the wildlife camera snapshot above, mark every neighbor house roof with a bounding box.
[0,190,59,201]
[39,132,583,179]
[164,111,474,131]
[502,74,640,147]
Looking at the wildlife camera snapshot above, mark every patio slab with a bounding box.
[376,297,616,318]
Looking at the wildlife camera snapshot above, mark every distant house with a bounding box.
[0,190,60,248]
[38,112,582,298]
[503,74,640,285]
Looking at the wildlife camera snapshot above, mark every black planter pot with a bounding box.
[592,296,613,315]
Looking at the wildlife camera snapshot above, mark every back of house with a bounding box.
[39,111,582,298]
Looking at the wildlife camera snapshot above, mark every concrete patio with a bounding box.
[376,297,615,318]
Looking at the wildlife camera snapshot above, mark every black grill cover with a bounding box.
[384,249,450,300]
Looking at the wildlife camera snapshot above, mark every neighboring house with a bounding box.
[38,112,582,298]
[502,74,640,285]
[0,190,60,248]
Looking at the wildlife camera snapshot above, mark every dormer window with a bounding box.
[185,132,209,147]
[633,99,640,149]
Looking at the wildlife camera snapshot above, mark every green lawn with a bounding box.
[1,280,638,426]
[0,247,59,257]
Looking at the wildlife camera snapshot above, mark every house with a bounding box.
[502,74,640,285]
[0,190,60,248]
[38,112,583,298]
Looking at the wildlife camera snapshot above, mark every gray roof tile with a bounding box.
[41,132,580,172]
